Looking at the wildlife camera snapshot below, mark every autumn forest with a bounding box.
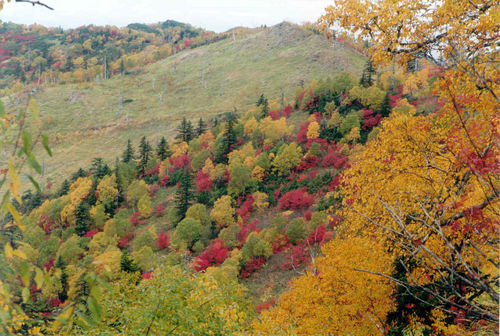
[0,0,498,335]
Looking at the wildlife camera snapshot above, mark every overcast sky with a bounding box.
[0,0,331,32]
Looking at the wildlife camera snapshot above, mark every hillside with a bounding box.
[11,22,365,186]
[0,19,226,91]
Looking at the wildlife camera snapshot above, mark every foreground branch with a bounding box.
[15,0,54,10]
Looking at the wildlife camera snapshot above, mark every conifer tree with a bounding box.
[176,117,188,142]
[359,59,376,87]
[75,202,91,236]
[175,168,193,221]
[90,157,111,180]
[71,168,87,182]
[120,250,139,273]
[221,113,237,163]
[379,92,392,117]
[56,256,68,302]
[186,120,194,142]
[58,179,70,197]
[196,118,207,136]
[138,136,152,176]
[156,136,169,161]
[123,139,135,163]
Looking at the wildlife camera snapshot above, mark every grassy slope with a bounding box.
[26,22,364,185]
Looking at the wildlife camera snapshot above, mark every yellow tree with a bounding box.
[254,236,395,335]
[320,0,499,330]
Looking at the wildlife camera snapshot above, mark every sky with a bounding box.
[0,0,332,32]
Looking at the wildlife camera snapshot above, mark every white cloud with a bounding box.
[0,0,331,31]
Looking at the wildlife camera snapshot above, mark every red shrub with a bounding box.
[303,210,312,222]
[322,152,347,169]
[237,220,260,244]
[196,170,213,192]
[148,184,159,197]
[282,105,292,118]
[194,239,229,272]
[328,175,341,191]
[362,108,382,130]
[281,245,310,271]
[306,225,327,245]
[154,203,165,217]
[160,174,170,186]
[170,154,191,170]
[142,272,152,279]
[130,211,142,226]
[43,257,55,271]
[49,298,62,307]
[272,234,290,254]
[118,236,130,248]
[297,156,320,171]
[296,121,310,143]
[269,109,281,120]
[83,229,98,238]
[240,256,266,278]
[256,298,276,313]
[236,195,254,224]
[156,230,170,249]
[145,163,161,176]
[278,188,314,210]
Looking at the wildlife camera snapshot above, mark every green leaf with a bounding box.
[27,98,39,121]
[22,287,31,304]
[22,130,32,154]
[42,134,52,157]
[19,262,30,286]
[75,311,95,328]
[27,175,41,192]
[34,267,44,289]
[87,296,102,321]
[27,154,42,174]
[0,100,5,117]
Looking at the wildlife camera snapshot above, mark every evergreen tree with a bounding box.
[380,92,392,118]
[256,94,269,117]
[58,179,70,197]
[360,59,376,87]
[56,256,68,302]
[120,250,139,273]
[138,136,152,176]
[196,117,207,136]
[123,139,135,163]
[90,157,111,180]
[156,136,169,161]
[175,168,193,221]
[176,117,188,142]
[70,168,87,182]
[256,94,266,107]
[221,113,237,163]
[75,202,91,236]
[186,120,194,142]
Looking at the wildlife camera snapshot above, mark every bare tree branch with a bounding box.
[14,0,53,10]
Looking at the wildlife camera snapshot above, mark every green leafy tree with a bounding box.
[174,217,203,250]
